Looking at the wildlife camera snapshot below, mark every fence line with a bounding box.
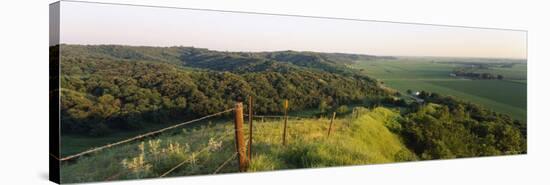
[99,126,236,180]
[213,137,250,174]
[243,114,308,120]
[159,128,235,177]
[160,131,248,177]
[213,152,238,174]
[60,108,235,162]
[159,145,211,177]
[120,108,334,178]
[50,153,60,160]
[59,99,348,179]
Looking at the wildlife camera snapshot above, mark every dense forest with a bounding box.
[59,45,392,135]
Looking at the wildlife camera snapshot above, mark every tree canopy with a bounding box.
[59,45,392,135]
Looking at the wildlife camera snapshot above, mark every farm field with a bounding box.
[352,58,527,121]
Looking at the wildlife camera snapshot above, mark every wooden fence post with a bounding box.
[327,112,336,137]
[234,102,247,172]
[282,99,289,145]
[247,96,253,161]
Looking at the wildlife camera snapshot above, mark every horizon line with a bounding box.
[58,43,528,61]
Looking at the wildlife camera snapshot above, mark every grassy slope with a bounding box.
[60,107,414,183]
[60,106,361,157]
[352,59,527,121]
[60,118,230,157]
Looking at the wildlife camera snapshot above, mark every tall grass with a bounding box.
[60,107,415,183]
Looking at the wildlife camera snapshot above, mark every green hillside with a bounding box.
[60,107,415,183]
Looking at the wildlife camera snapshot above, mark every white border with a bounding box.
[1,0,548,184]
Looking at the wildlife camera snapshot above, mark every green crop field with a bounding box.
[352,58,527,121]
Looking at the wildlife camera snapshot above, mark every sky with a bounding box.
[59,1,527,59]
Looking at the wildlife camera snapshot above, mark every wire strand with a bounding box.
[212,152,238,174]
[244,114,307,119]
[60,108,234,161]
[159,146,211,177]
[213,137,251,174]
[159,129,234,177]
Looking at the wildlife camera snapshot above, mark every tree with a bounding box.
[94,94,121,119]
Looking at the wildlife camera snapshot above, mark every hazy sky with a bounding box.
[60,1,527,59]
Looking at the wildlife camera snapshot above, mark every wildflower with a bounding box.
[208,137,223,151]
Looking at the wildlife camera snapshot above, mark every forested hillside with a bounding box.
[401,92,526,158]
[59,45,393,135]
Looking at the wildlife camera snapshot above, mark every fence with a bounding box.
[55,97,359,178]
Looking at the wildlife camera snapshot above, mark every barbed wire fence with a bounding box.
[159,129,237,177]
[59,108,235,162]
[56,97,358,180]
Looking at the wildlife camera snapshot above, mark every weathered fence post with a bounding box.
[234,102,248,172]
[282,99,289,145]
[247,96,253,161]
[327,112,336,137]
